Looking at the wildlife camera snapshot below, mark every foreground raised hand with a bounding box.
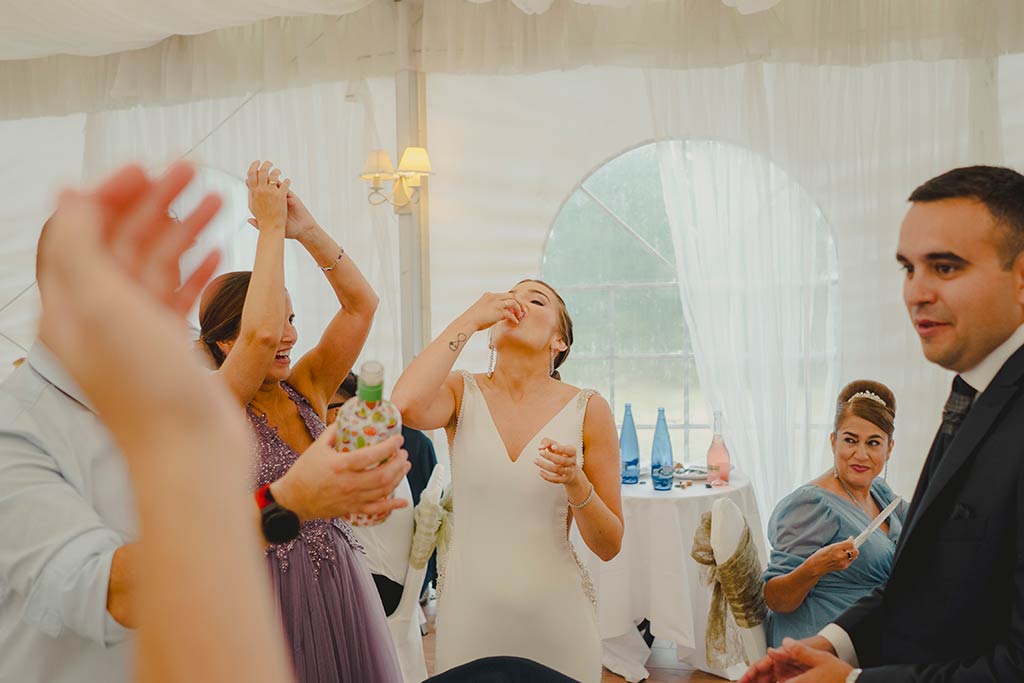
[38,161,295,683]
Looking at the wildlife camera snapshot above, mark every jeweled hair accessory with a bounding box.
[849,390,886,407]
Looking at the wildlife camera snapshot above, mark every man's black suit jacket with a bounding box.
[835,343,1024,682]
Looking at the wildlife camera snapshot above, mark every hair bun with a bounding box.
[838,380,896,416]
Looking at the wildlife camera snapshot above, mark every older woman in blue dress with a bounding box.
[762,380,907,646]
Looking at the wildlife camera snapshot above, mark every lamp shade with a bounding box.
[397,146,432,175]
[361,149,395,179]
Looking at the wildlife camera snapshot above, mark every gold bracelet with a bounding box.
[318,248,345,272]
[568,482,595,509]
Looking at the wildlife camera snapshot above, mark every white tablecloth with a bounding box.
[571,472,765,682]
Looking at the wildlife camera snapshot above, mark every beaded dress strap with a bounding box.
[575,389,597,468]
[457,369,478,395]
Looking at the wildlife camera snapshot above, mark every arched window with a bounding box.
[542,141,838,469]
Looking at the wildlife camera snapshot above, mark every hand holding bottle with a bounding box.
[335,361,404,526]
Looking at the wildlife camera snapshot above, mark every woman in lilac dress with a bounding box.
[198,161,401,682]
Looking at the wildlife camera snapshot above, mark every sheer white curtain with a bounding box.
[0,114,86,377]
[650,58,1003,514]
[81,78,403,384]
[658,139,838,518]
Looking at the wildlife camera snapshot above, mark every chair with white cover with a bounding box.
[388,464,448,683]
[710,496,767,676]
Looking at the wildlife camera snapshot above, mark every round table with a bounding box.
[570,471,766,682]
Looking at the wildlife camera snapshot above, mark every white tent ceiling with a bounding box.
[3,0,1022,121]
[0,0,780,61]
[0,1,376,60]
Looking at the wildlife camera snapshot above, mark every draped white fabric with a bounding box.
[4,1,1024,120]
[645,59,1001,510]
[647,58,999,509]
[424,55,1018,510]
[0,0,778,63]
[0,0,376,59]
[419,0,1023,75]
[79,78,403,384]
[0,5,400,121]
[1,1,1024,522]
[0,114,85,364]
[658,138,840,520]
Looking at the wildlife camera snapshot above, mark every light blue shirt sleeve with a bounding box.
[0,432,130,646]
[763,486,841,582]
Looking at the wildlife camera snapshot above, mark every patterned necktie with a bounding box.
[940,376,977,438]
[925,375,978,479]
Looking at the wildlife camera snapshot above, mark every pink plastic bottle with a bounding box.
[706,410,731,487]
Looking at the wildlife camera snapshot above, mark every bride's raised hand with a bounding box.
[460,291,526,332]
[535,438,581,486]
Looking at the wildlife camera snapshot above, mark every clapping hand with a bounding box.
[246,160,290,231]
[739,637,850,683]
[282,190,319,240]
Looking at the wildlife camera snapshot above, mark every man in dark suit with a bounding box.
[742,165,1024,683]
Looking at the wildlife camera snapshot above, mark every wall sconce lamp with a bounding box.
[361,147,432,213]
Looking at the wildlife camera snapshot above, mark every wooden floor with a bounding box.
[420,598,723,682]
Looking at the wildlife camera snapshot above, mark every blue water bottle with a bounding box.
[620,403,640,484]
[651,407,674,491]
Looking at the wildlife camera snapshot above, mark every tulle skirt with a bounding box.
[268,529,402,683]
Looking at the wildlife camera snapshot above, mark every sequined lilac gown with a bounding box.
[248,382,402,683]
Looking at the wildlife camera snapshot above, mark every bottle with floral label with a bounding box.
[335,360,402,524]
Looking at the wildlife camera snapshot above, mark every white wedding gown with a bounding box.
[435,371,602,683]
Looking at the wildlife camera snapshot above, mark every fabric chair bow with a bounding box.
[691,511,767,670]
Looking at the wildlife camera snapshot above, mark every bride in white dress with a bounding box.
[393,279,623,683]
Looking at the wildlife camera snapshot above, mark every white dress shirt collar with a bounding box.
[961,323,1024,395]
[27,341,96,413]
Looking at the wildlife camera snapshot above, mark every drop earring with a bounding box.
[487,339,496,379]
